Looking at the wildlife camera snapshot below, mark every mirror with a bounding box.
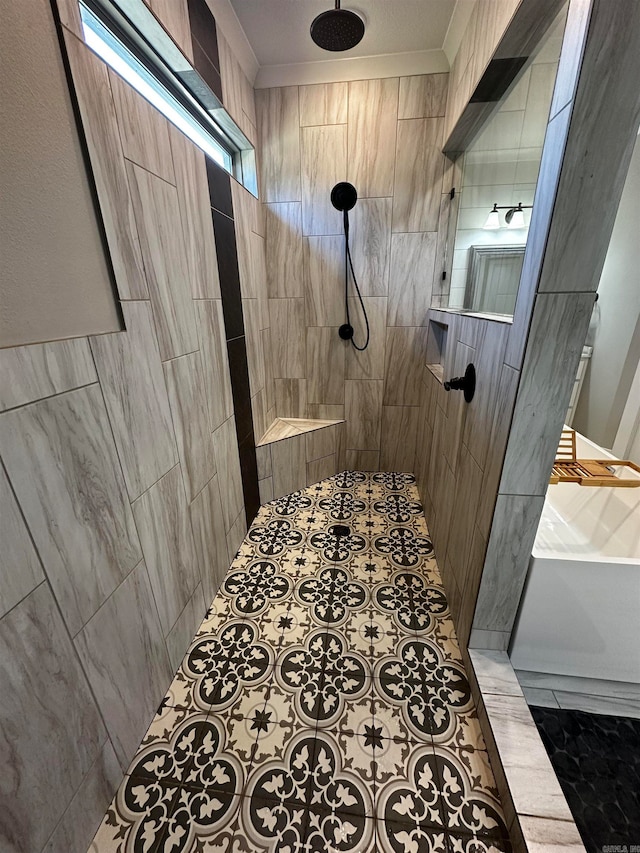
[447,4,569,316]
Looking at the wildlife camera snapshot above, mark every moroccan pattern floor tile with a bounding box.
[89,471,511,853]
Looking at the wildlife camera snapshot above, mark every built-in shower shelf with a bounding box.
[258,417,344,447]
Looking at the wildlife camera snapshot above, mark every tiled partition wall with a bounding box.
[256,73,452,472]
[0,0,270,850]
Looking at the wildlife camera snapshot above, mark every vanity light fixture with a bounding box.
[483,202,532,230]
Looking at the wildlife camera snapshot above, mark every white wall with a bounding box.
[0,0,121,348]
[573,135,640,448]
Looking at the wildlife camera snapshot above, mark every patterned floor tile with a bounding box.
[88,471,510,853]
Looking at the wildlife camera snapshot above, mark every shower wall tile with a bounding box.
[271,432,306,499]
[189,474,230,607]
[301,124,347,235]
[109,70,175,184]
[345,449,380,471]
[0,583,106,853]
[225,510,247,563]
[165,583,205,672]
[446,443,484,595]
[393,118,445,233]
[212,415,244,532]
[398,73,449,119]
[300,82,348,126]
[256,86,301,202]
[345,297,388,380]
[163,352,216,501]
[0,385,141,636]
[90,301,178,501]
[306,327,346,405]
[274,378,308,418]
[42,739,122,853]
[218,32,244,128]
[348,197,392,297]
[269,298,306,378]
[0,465,44,620]
[0,338,97,412]
[306,424,340,462]
[169,127,220,299]
[242,298,266,398]
[387,232,438,326]
[132,464,199,637]
[345,380,383,451]
[195,299,234,431]
[74,561,172,769]
[304,235,345,326]
[258,475,274,505]
[126,162,198,360]
[148,0,192,60]
[307,454,338,485]
[212,210,245,340]
[63,35,148,300]
[383,326,427,406]
[265,203,304,297]
[380,405,420,471]
[347,78,399,198]
[256,444,272,480]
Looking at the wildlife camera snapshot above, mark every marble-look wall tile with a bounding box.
[345,380,383,451]
[275,378,307,418]
[271,433,307,499]
[165,583,205,672]
[74,561,172,769]
[63,34,148,299]
[393,118,445,233]
[304,235,345,327]
[345,449,380,471]
[474,494,546,633]
[132,465,199,636]
[256,86,301,203]
[500,292,593,496]
[398,73,449,119]
[0,385,141,635]
[300,82,348,126]
[163,352,216,501]
[517,815,585,853]
[347,78,399,198]
[383,326,427,406]
[345,297,388,381]
[269,298,306,378]
[468,628,511,652]
[243,298,266,398]
[126,162,198,359]
[42,739,121,853]
[349,198,392,297]
[0,465,44,619]
[387,232,437,326]
[226,509,247,562]
[90,301,178,501]
[265,203,304,297]
[195,299,234,431]
[307,327,346,405]
[169,127,220,299]
[212,416,244,532]
[0,583,106,853]
[468,649,523,697]
[109,70,175,183]
[380,406,420,471]
[307,454,338,486]
[0,338,97,412]
[301,124,347,235]
[189,474,230,607]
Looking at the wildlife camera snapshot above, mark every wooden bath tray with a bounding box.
[550,429,640,487]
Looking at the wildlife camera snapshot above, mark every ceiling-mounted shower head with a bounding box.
[310,1,365,52]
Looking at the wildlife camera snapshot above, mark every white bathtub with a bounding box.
[510,431,640,685]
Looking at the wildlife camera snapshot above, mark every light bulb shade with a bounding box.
[483,209,501,229]
[506,207,525,229]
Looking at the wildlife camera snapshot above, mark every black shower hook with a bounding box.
[331,182,370,351]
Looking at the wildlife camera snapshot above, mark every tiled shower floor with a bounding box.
[90,472,510,853]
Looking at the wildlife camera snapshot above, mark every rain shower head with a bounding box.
[310,1,365,52]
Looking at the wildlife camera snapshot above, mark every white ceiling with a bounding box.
[229,0,457,75]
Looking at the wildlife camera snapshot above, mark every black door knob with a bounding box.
[444,363,476,403]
